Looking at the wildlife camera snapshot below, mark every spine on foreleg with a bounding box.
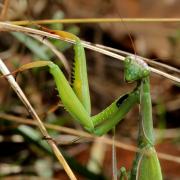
[72,39,91,115]
[48,62,94,131]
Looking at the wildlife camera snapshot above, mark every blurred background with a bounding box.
[0,0,179,179]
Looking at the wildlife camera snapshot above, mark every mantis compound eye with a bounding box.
[124,56,150,82]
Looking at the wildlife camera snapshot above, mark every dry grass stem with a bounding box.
[0,113,179,164]
[95,43,180,74]
[0,22,179,84]
[0,0,10,20]
[30,34,70,74]
[11,18,180,26]
[0,58,77,180]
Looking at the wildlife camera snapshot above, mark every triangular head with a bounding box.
[124,56,150,82]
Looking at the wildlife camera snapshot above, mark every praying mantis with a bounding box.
[15,28,162,179]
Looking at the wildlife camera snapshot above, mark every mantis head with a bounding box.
[124,56,150,82]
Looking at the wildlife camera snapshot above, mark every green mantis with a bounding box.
[16,29,162,179]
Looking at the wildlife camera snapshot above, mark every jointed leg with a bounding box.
[17,58,140,135]
[16,34,150,136]
[92,90,139,136]
[48,60,140,135]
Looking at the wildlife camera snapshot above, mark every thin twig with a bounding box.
[0,22,179,84]
[0,113,179,164]
[0,58,77,180]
